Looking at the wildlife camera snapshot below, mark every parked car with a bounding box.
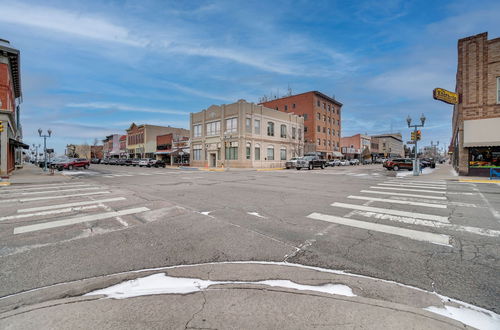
[349,159,360,165]
[116,158,127,166]
[108,158,118,165]
[52,158,90,171]
[139,158,155,167]
[383,158,413,171]
[339,159,350,166]
[326,159,341,167]
[285,157,301,169]
[152,159,166,168]
[131,158,141,166]
[296,155,326,170]
[90,158,101,164]
[362,159,373,165]
[373,158,385,164]
[421,158,436,168]
[124,158,134,166]
[101,158,110,165]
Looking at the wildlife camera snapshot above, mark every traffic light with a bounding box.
[0,121,3,133]
[416,130,422,141]
[411,131,416,141]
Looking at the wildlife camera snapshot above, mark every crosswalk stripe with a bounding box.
[389,180,446,185]
[369,186,446,194]
[352,210,500,238]
[13,207,150,234]
[0,182,76,189]
[360,190,447,200]
[307,212,451,246]
[347,195,447,209]
[137,173,152,176]
[0,184,94,193]
[0,205,102,221]
[17,197,127,213]
[378,183,446,190]
[4,187,101,196]
[0,191,111,203]
[331,202,449,222]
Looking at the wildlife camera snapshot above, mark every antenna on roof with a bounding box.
[287,84,292,96]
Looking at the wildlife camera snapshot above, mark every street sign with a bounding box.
[433,88,459,105]
[407,141,415,144]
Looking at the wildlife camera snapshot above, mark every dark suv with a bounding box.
[383,158,413,171]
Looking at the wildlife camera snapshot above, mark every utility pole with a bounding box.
[406,114,426,176]
[38,128,52,171]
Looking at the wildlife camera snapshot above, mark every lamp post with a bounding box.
[38,128,52,171]
[406,114,425,176]
[32,143,41,164]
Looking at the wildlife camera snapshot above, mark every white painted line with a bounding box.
[331,202,449,222]
[386,181,446,187]
[307,212,451,246]
[347,195,447,209]
[17,197,127,213]
[102,175,114,178]
[0,205,102,221]
[13,207,150,234]
[0,191,111,203]
[389,180,446,185]
[0,182,76,190]
[4,187,102,196]
[360,190,447,200]
[369,186,446,194]
[352,210,500,238]
[138,173,152,176]
[0,184,94,193]
[378,183,446,190]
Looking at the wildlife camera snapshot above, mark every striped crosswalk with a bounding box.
[307,178,500,247]
[0,182,150,251]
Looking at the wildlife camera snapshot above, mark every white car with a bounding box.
[285,157,301,169]
[138,158,154,167]
[339,159,349,166]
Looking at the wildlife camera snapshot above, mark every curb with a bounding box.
[459,179,500,184]
[256,168,285,171]
[0,182,11,186]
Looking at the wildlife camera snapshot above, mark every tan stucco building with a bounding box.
[370,133,404,158]
[126,123,189,159]
[190,100,304,168]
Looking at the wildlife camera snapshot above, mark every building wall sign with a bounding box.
[341,147,360,154]
[433,88,459,105]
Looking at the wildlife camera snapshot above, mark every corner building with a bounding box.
[451,32,500,176]
[260,91,342,159]
[190,100,304,168]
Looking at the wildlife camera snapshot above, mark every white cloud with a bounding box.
[67,102,189,116]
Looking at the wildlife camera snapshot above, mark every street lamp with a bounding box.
[406,114,425,176]
[38,128,52,171]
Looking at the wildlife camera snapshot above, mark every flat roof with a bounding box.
[259,90,343,107]
[0,41,21,99]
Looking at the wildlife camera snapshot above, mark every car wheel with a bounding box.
[68,165,74,170]
[308,163,313,170]
[84,164,89,169]
[296,167,301,170]
[321,163,325,169]
[393,165,399,171]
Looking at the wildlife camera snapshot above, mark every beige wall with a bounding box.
[190,100,304,168]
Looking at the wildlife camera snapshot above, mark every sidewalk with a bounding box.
[419,163,500,184]
[2,164,71,185]
[1,262,497,329]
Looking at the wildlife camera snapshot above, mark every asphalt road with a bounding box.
[1,163,499,313]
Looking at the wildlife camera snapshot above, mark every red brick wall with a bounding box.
[0,63,15,112]
[341,135,361,149]
[157,133,173,147]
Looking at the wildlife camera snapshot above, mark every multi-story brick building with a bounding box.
[260,91,342,159]
[155,132,190,165]
[341,134,371,160]
[451,32,500,176]
[119,135,127,158]
[125,123,189,159]
[370,133,403,158]
[0,39,27,176]
[190,99,304,168]
[102,134,120,158]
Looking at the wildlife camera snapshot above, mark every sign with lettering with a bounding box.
[433,88,459,105]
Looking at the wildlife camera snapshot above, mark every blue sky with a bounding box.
[1,0,499,154]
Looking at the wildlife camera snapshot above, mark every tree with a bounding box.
[361,146,371,160]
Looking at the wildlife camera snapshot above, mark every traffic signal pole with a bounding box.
[406,114,425,176]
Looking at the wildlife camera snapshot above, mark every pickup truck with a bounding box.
[296,155,326,170]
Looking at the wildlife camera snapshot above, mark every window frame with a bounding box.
[254,119,261,134]
[280,124,287,138]
[267,121,275,136]
[280,148,287,160]
[193,124,202,138]
[225,117,238,134]
[267,146,275,160]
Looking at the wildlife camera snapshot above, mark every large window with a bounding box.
[497,77,500,103]
[246,143,251,160]
[292,127,296,139]
[226,118,238,133]
[298,129,302,140]
[303,114,308,120]
[255,145,261,160]
[469,147,500,168]
[267,122,275,136]
[193,124,201,138]
[193,145,202,160]
[280,148,287,160]
[267,146,274,160]
[317,113,321,120]
[254,119,260,134]
[280,124,287,138]
[206,121,220,136]
[225,146,238,160]
[246,118,251,133]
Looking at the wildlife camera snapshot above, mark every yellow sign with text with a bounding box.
[433,88,459,105]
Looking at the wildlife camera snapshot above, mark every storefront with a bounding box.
[468,146,500,176]
[463,118,500,176]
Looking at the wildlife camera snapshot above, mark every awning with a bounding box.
[9,138,29,149]
[464,118,500,147]
[155,150,172,155]
[331,151,343,157]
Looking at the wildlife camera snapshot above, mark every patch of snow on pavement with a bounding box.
[85,273,355,299]
[425,305,500,330]
[61,171,96,176]
[247,212,266,218]
[396,167,435,177]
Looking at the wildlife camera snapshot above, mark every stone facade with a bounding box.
[341,134,371,160]
[190,100,304,168]
[451,32,500,176]
[260,91,342,158]
[370,133,403,158]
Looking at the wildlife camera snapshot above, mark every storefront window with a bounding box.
[469,147,500,168]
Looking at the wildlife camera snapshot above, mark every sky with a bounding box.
[1,0,499,154]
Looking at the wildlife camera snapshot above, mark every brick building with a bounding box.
[0,39,27,176]
[125,123,189,159]
[119,135,127,157]
[190,99,304,168]
[341,134,371,160]
[102,134,120,158]
[260,91,342,159]
[451,32,500,176]
[155,132,190,165]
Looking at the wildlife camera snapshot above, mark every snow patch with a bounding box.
[396,167,435,177]
[247,212,266,219]
[85,273,355,299]
[200,211,211,216]
[450,168,458,176]
[61,171,89,176]
[425,305,500,330]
